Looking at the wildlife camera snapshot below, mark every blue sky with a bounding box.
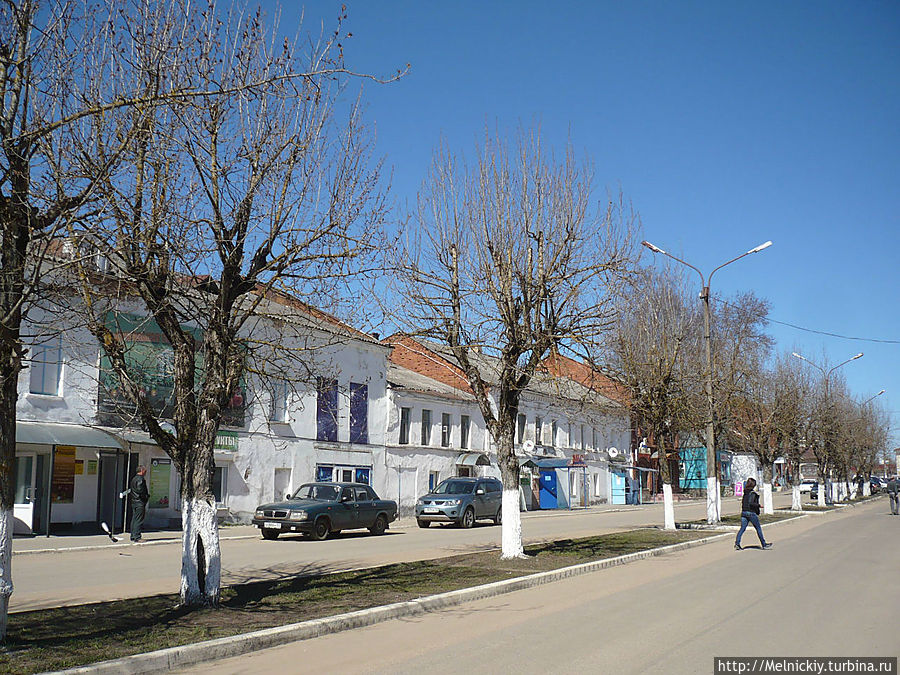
[290,1,900,448]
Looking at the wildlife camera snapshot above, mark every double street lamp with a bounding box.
[642,239,772,524]
[792,351,864,505]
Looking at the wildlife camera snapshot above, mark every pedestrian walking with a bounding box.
[129,465,150,542]
[886,476,900,516]
[735,477,772,550]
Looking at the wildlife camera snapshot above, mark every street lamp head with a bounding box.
[792,352,805,360]
[641,240,666,254]
[852,352,864,360]
[748,241,773,254]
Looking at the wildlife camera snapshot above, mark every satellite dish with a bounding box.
[523,439,535,454]
[607,447,619,458]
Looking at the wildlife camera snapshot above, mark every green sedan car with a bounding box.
[253,482,398,541]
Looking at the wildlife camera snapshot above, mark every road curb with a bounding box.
[48,531,734,675]
[14,534,259,556]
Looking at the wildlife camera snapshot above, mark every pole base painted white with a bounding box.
[500,489,525,559]
[791,485,802,511]
[180,498,221,607]
[706,476,720,524]
[662,483,675,530]
[0,509,12,640]
[762,482,774,515]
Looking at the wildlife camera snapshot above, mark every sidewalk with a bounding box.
[13,500,660,555]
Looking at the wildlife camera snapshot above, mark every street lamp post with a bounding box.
[792,351,863,506]
[857,389,884,496]
[642,239,772,524]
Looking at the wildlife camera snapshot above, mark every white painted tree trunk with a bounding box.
[791,485,802,511]
[0,509,12,640]
[662,483,675,530]
[500,489,524,559]
[180,498,221,606]
[762,482,774,515]
[706,476,720,524]
[817,479,826,507]
[831,482,840,504]
[863,481,871,497]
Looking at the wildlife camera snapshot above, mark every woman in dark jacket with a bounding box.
[735,477,772,550]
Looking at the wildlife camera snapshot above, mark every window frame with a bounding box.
[421,409,432,446]
[30,335,63,396]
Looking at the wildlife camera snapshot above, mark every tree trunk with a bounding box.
[791,485,802,511]
[863,480,871,497]
[659,445,675,530]
[180,497,221,606]
[496,422,524,559]
[0,510,11,641]
[761,462,774,515]
[706,475,720,524]
[817,468,826,507]
[0,339,21,641]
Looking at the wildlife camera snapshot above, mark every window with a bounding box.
[212,465,227,506]
[399,407,411,445]
[580,425,585,450]
[269,380,289,422]
[316,465,333,482]
[441,413,451,447]
[517,414,526,443]
[551,420,558,447]
[354,467,370,484]
[460,415,471,450]
[421,409,432,446]
[316,377,338,442]
[341,486,354,502]
[429,471,440,491]
[350,382,368,444]
[30,336,62,395]
[535,417,543,446]
[592,428,598,450]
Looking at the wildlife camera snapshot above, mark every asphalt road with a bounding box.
[11,493,797,612]
[185,498,899,675]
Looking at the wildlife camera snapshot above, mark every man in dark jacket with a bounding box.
[735,477,772,550]
[886,476,900,516]
[129,465,150,542]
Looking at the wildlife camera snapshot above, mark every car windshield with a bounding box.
[292,484,340,501]
[433,480,475,495]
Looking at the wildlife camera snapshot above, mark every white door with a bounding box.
[14,454,36,535]
[274,468,291,501]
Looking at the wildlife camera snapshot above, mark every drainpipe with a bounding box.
[46,446,56,537]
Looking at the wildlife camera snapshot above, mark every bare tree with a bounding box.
[67,4,393,607]
[392,129,638,557]
[726,352,806,514]
[0,0,229,638]
[608,266,701,529]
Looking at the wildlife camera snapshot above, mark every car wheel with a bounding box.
[493,507,502,526]
[261,528,279,540]
[370,514,388,535]
[460,507,475,529]
[311,517,330,541]
[417,519,430,528]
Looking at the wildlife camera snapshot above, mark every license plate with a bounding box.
[263,521,282,529]
[423,508,439,514]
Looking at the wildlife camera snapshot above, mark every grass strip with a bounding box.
[0,528,709,674]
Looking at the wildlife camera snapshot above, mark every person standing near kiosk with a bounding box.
[129,465,150,542]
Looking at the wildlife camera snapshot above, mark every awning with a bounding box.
[16,421,124,449]
[456,452,492,467]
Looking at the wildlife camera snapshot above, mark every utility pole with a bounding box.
[643,239,772,524]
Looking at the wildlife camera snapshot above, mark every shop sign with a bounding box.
[149,458,172,509]
[52,445,76,503]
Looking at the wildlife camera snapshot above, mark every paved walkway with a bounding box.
[13,499,658,554]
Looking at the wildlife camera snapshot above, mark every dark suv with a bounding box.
[415,477,503,528]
